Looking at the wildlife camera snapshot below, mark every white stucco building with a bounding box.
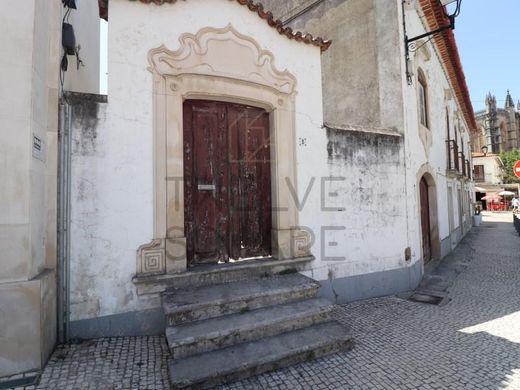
[59,0,476,338]
[262,0,476,297]
[0,0,101,379]
[1,0,477,383]
[472,153,520,208]
[66,0,328,336]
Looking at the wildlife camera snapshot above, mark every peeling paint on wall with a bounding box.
[326,126,401,165]
[67,93,105,157]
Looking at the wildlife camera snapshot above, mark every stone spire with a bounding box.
[505,90,515,109]
[485,92,496,112]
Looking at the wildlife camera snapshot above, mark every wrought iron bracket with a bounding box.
[403,0,456,85]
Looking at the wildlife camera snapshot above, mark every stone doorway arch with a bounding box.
[417,167,440,264]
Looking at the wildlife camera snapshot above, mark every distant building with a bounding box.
[472,91,520,154]
[472,151,519,209]
[472,153,504,186]
[471,91,520,207]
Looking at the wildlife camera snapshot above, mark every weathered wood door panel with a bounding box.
[228,105,272,260]
[183,101,230,263]
[184,100,271,266]
[420,177,432,263]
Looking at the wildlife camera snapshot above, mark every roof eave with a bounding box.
[418,0,477,133]
[97,0,331,52]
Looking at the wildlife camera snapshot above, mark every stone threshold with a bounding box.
[133,256,314,295]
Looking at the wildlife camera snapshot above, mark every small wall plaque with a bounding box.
[32,134,45,161]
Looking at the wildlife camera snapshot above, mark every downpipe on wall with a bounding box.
[57,100,72,343]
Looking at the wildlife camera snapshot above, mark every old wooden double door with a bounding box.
[183,100,272,265]
[419,177,432,263]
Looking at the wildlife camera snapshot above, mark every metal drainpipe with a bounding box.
[57,99,72,343]
[57,101,65,344]
[65,100,72,341]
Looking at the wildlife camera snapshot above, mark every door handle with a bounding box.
[197,184,216,191]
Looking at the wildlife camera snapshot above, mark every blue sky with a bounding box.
[453,0,520,112]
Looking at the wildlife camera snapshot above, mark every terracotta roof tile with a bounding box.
[419,0,477,132]
[98,0,331,52]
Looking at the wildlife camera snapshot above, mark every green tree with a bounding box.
[499,149,520,184]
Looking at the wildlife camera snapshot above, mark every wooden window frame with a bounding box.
[417,70,429,129]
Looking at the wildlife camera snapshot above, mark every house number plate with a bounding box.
[198,184,216,191]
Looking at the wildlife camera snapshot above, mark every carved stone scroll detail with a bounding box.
[291,229,313,258]
[147,24,297,95]
[136,239,166,276]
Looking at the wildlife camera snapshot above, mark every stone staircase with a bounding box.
[163,271,352,389]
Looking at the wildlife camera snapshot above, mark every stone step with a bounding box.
[134,256,313,295]
[168,321,353,389]
[166,298,333,359]
[163,273,320,326]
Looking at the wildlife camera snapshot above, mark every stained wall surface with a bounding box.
[67,0,475,336]
[0,0,61,377]
[68,0,324,326]
[263,0,404,130]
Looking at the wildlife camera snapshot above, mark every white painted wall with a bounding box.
[402,3,474,250]
[0,0,61,282]
[473,155,502,185]
[70,0,475,321]
[297,127,409,283]
[70,0,324,320]
[0,0,35,282]
[0,0,61,376]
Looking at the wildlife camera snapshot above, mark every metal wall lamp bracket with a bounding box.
[406,14,455,46]
[403,0,461,85]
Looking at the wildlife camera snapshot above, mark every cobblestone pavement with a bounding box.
[20,212,520,390]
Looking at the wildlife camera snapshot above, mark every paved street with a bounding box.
[23,212,520,389]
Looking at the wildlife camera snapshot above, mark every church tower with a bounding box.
[504,90,518,150]
[484,93,500,152]
[505,90,515,109]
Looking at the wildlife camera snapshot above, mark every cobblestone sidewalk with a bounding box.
[11,212,520,390]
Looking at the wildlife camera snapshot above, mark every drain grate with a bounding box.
[0,373,40,390]
[408,293,444,305]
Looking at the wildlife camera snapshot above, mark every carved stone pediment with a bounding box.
[147,24,297,95]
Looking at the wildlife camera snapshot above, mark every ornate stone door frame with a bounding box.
[136,25,311,276]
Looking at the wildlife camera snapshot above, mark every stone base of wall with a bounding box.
[0,270,56,378]
[442,224,472,260]
[317,260,423,304]
[69,307,165,340]
[452,226,462,246]
[440,235,452,259]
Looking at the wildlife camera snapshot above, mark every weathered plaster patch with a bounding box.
[66,92,106,157]
[325,125,402,165]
